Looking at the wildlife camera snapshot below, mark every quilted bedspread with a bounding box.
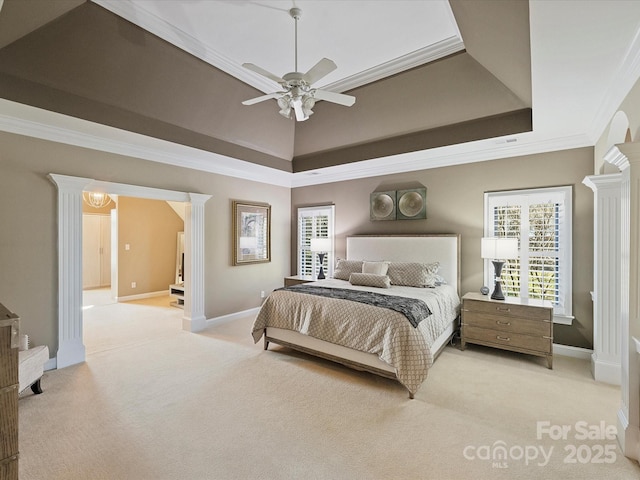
[251,279,460,395]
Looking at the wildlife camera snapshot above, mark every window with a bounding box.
[484,186,572,319]
[297,205,335,278]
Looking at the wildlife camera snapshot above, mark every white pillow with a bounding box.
[362,261,389,276]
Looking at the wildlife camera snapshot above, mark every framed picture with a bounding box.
[232,200,271,265]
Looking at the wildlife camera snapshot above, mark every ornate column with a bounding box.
[48,174,90,368]
[583,173,622,385]
[605,144,640,461]
[182,193,211,332]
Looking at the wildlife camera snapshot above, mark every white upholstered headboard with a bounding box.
[346,235,460,293]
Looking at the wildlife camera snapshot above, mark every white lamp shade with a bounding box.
[310,238,331,253]
[481,237,518,259]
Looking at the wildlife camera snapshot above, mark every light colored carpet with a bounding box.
[18,298,640,479]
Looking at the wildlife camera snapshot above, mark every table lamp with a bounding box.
[310,238,331,280]
[481,237,519,300]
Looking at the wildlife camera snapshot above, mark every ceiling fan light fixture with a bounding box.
[302,96,315,116]
[241,7,355,120]
[277,96,292,118]
[279,106,292,119]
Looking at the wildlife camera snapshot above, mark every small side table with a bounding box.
[284,275,315,287]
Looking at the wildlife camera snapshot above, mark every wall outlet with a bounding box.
[260,290,265,298]
[131,282,136,288]
[125,243,130,251]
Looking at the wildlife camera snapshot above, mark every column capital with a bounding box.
[188,193,212,205]
[48,173,93,192]
[583,173,622,192]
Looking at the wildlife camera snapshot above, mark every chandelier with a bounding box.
[83,191,112,209]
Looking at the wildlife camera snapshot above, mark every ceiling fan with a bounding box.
[242,7,356,121]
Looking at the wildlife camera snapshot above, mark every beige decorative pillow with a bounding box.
[362,261,389,276]
[387,262,440,287]
[349,272,391,289]
[334,260,364,281]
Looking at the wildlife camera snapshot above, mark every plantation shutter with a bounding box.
[297,205,335,278]
[485,187,572,318]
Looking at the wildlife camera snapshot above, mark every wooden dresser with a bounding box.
[461,292,553,368]
[0,304,19,480]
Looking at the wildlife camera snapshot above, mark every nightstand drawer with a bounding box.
[464,299,551,321]
[464,325,552,353]
[463,311,551,337]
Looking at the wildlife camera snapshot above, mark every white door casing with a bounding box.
[49,173,211,369]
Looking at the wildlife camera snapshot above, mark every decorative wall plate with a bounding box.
[396,188,426,220]
[370,191,396,221]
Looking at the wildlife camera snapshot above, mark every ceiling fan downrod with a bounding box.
[290,8,302,74]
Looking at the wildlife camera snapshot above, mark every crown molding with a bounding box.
[290,133,593,187]
[92,0,463,96]
[0,100,292,187]
[0,100,594,191]
[91,0,279,94]
[588,23,640,143]
[321,36,464,93]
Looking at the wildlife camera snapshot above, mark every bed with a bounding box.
[251,234,461,398]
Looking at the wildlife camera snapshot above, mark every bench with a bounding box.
[19,344,49,395]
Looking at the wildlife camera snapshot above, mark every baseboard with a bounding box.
[591,354,621,385]
[552,343,593,360]
[44,357,57,371]
[117,290,168,302]
[206,307,261,327]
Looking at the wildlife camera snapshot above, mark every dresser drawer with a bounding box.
[464,325,552,354]
[464,299,551,321]
[463,311,551,337]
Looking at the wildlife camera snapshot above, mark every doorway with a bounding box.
[50,173,211,369]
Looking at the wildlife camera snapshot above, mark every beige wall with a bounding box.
[0,131,290,355]
[117,196,183,297]
[291,148,594,348]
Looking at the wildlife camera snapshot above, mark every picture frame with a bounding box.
[232,200,271,265]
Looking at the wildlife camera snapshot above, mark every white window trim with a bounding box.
[484,186,573,325]
[297,205,335,278]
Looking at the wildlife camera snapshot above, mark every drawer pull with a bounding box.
[496,307,511,312]
[496,320,511,326]
[496,335,511,341]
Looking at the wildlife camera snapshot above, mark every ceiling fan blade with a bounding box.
[292,98,308,121]
[312,89,356,107]
[242,92,281,106]
[303,58,337,85]
[242,63,285,84]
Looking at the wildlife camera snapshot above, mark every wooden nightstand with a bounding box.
[461,292,554,368]
[284,275,315,287]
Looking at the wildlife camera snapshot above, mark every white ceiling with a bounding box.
[2,1,640,188]
[94,0,464,94]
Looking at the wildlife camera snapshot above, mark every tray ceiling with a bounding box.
[0,0,638,186]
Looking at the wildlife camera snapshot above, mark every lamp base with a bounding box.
[317,253,326,280]
[491,280,505,301]
[491,260,506,300]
